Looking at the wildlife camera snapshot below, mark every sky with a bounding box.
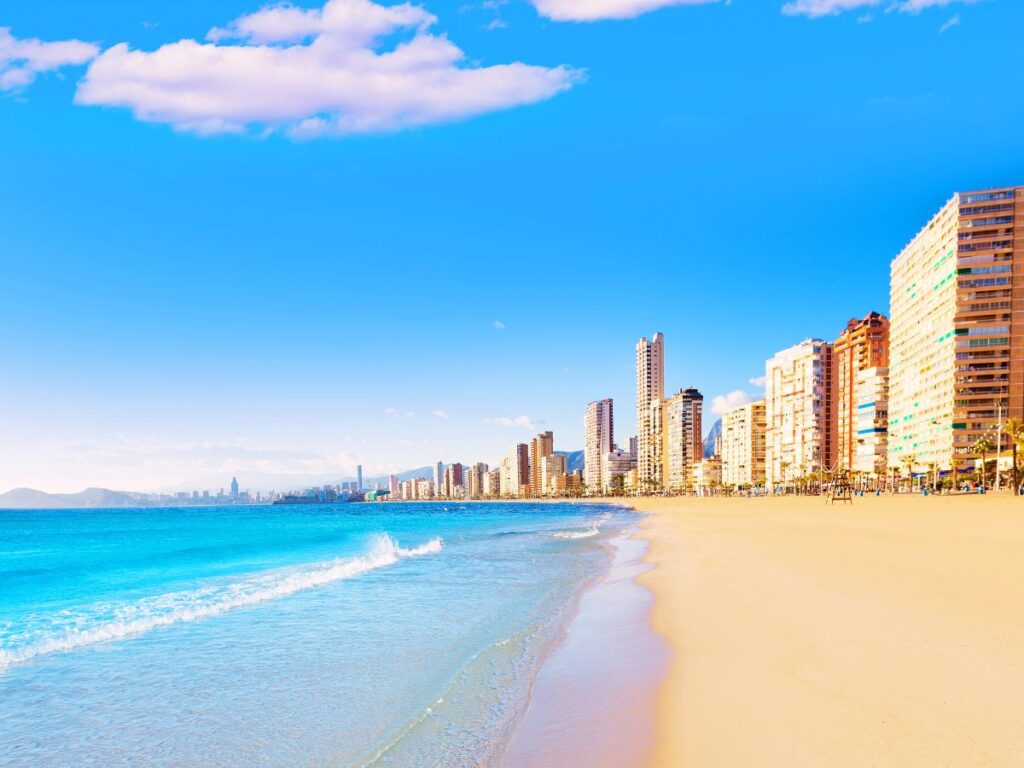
[2,0,1023,494]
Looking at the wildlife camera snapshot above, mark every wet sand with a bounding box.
[502,529,668,768]
[633,494,1024,767]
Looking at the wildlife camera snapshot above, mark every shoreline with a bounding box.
[502,515,669,767]
[631,493,1024,767]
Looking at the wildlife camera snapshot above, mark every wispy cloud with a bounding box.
[939,13,960,31]
[711,390,755,415]
[531,0,717,22]
[0,27,97,92]
[493,320,506,329]
[485,416,539,429]
[782,0,977,18]
[748,375,767,388]
[432,409,449,419]
[75,0,582,138]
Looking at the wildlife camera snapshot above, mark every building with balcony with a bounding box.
[662,387,703,492]
[636,333,665,491]
[765,340,835,485]
[584,398,614,494]
[889,186,1024,474]
[721,400,766,488]
[834,312,890,477]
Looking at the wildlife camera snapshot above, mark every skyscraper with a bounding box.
[636,333,665,492]
[584,398,614,495]
[528,431,554,496]
[765,339,835,485]
[356,465,363,492]
[230,476,239,499]
[662,387,703,492]
[889,186,1024,475]
[834,312,889,477]
[433,461,443,498]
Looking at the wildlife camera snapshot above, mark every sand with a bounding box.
[503,530,668,768]
[632,493,1024,767]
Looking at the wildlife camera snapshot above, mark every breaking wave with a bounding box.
[0,534,442,672]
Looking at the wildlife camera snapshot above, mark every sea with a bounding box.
[0,501,633,767]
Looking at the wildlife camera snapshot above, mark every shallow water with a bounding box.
[0,501,631,767]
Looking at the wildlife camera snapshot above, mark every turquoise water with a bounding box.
[0,501,630,766]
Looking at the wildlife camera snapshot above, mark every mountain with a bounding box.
[703,418,722,458]
[0,487,151,509]
[555,450,585,474]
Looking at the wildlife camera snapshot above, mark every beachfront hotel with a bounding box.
[765,339,835,484]
[636,333,665,492]
[834,312,890,478]
[889,186,1024,474]
[721,400,766,488]
[584,398,614,494]
[662,387,704,492]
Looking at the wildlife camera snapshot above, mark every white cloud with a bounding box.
[493,320,506,329]
[531,0,717,21]
[0,27,98,92]
[432,409,449,419]
[782,0,976,17]
[485,416,539,429]
[711,390,755,416]
[939,13,960,31]
[74,0,582,137]
[748,375,767,388]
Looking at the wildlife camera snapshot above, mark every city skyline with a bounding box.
[3,0,1024,493]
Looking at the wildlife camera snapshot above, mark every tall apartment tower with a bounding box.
[889,186,1024,474]
[721,400,767,488]
[584,398,614,494]
[764,339,835,485]
[834,312,890,477]
[529,431,554,496]
[433,461,444,497]
[662,387,703,492]
[636,333,665,491]
[356,465,363,492]
[499,444,530,497]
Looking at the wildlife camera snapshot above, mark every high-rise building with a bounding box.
[584,399,614,494]
[636,333,665,492]
[433,461,443,497]
[230,476,239,499]
[442,464,464,498]
[721,400,767,488]
[662,387,703,492]
[834,312,890,477]
[765,339,835,485]
[388,474,400,496]
[528,431,554,496]
[499,444,530,497]
[889,186,1024,475]
[466,463,488,499]
[356,465,363,491]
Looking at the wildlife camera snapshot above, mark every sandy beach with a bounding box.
[631,494,1024,767]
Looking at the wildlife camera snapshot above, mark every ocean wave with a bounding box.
[0,533,442,673]
[550,526,599,540]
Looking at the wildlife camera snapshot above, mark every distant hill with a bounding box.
[555,450,585,474]
[704,418,722,458]
[0,487,151,509]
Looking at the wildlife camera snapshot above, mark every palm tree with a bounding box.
[973,435,994,489]
[1004,418,1024,493]
[900,454,917,492]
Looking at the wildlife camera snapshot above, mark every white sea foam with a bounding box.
[0,533,442,673]
[550,525,599,540]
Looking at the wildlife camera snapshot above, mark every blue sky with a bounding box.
[2,0,1022,493]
